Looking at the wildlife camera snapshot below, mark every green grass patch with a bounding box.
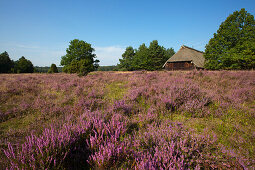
[136,96,150,111]
[170,107,255,160]
[0,113,36,134]
[104,81,128,102]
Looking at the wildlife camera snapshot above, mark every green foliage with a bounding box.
[14,56,34,73]
[0,51,14,73]
[48,64,59,73]
[35,66,63,73]
[133,43,150,70]
[62,59,96,76]
[148,40,167,70]
[79,58,98,76]
[165,48,175,63]
[118,40,175,71]
[118,46,135,71]
[97,65,118,71]
[61,39,99,75]
[205,8,255,70]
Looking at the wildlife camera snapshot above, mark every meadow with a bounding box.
[0,71,254,169]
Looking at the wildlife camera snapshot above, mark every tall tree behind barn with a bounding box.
[163,45,205,70]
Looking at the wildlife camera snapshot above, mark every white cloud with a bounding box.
[95,46,125,66]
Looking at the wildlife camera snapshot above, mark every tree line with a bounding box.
[0,51,59,74]
[117,40,175,71]
[0,52,34,73]
[97,65,118,71]
[35,66,62,73]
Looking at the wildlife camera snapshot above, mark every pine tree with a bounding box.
[0,51,14,73]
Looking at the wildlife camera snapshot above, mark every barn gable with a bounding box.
[163,45,205,70]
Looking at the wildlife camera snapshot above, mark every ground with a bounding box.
[0,71,254,169]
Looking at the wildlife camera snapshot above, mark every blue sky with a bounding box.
[0,0,255,66]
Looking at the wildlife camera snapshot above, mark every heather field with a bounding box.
[0,71,254,169]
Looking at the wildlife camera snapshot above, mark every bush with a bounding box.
[48,64,58,73]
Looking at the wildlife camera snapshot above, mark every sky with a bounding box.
[0,0,255,66]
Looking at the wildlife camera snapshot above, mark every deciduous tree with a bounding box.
[61,39,99,75]
[205,8,255,70]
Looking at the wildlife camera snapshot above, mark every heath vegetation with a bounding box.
[0,70,254,169]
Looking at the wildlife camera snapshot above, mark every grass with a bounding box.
[170,107,255,159]
[0,113,35,133]
[104,81,128,102]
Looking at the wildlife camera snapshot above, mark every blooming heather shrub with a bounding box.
[113,100,134,116]
[3,112,93,169]
[232,88,255,103]
[126,87,146,102]
[87,113,133,168]
[1,71,254,169]
[126,76,212,117]
[4,125,75,169]
[133,121,233,169]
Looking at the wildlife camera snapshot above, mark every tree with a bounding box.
[148,40,167,70]
[132,43,150,70]
[118,46,135,71]
[205,8,255,70]
[165,48,175,62]
[48,64,58,73]
[0,51,14,73]
[118,41,175,71]
[14,56,34,73]
[61,39,99,75]
[97,65,118,71]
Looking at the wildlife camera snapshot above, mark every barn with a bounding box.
[163,45,205,70]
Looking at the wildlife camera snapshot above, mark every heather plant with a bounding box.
[4,126,72,169]
[0,71,254,169]
[133,121,219,169]
[113,100,134,116]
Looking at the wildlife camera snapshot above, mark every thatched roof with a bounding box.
[163,45,205,68]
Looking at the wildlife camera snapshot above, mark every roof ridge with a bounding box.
[181,45,204,53]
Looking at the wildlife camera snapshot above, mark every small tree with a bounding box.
[205,8,255,70]
[48,64,58,73]
[0,51,14,73]
[61,39,99,75]
[14,56,34,73]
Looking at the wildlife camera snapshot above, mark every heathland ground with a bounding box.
[0,71,254,169]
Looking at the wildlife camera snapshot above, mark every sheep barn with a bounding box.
[163,45,205,70]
